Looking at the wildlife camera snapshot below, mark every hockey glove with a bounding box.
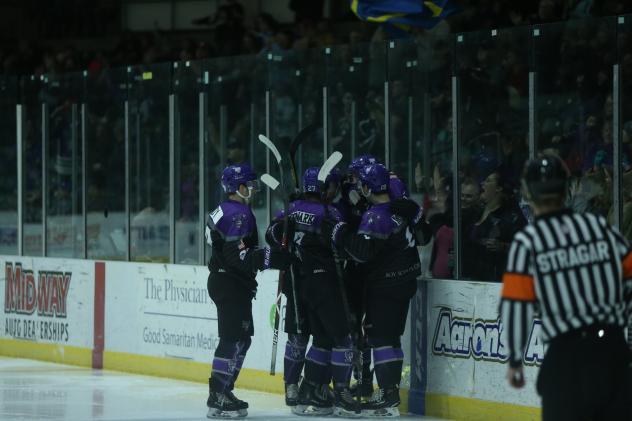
[265,217,296,248]
[390,198,423,225]
[264,247,293,271]
[321,217,348,250]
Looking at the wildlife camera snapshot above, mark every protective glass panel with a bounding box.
[534,18,616,219]
[0,76,18,255]
[456,27,531,282]
[85,67,127,260]
[173,60,205,264]
[46,72,85,257]
[127,63,172,262]
[21,76,46,256]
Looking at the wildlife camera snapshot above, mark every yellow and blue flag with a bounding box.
[350,0,460,30]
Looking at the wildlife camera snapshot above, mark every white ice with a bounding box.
[0,357,447,421]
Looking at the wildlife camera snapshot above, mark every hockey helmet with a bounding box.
[348,154,378,176]
[521,154,568,202]
[359,163,389,195]
[302,167,321,193]
[221,163,258,194]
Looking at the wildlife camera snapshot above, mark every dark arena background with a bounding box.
[1,1,631,420]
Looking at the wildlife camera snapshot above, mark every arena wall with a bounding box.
[0,255,541,419]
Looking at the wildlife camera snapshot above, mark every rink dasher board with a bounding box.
[416,279,541,420]
[0,253,546,420]
[0,255,95,359]
[104,261,288,374]
[0,255,291,382]
[0,255,413,415]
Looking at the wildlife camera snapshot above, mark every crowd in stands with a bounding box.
[3,0,632,272]
[1,0,631,77]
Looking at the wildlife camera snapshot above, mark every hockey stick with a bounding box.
[289,124,319,193]
[258,135,302,376]
[317,152,363,414]
[260,173,280,191]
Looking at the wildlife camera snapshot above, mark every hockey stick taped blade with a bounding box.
[261,173,280,190]
[317,151,343,182]
[258,134,283,164]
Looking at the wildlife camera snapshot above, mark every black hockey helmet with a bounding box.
[521,154,569,202]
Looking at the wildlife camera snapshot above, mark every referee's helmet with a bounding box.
[521,154,569,202]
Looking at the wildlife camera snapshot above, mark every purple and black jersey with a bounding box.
[388,175,409,200]
[270,199,343,276]
[336,202,421,287]
[206,199,261,288]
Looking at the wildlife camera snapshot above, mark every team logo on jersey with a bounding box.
[431,307,545,366]
[210,207,223,224]
[294,211,316,225]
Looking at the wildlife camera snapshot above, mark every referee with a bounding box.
[500,154,631,420]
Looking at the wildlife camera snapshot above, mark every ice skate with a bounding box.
[225,390,249,409]
[350,380,374,400]
[206,391,248,418]
[361,387,400,417]
[333,387,362,418]
[285,383,299,406]
[291,381,333,416]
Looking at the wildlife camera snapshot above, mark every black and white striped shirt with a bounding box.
[500,209,632,366]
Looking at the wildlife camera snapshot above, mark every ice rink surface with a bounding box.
[0,357,447,421]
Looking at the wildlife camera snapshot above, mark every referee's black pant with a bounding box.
[537,325,631,421]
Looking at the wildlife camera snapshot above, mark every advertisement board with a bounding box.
[0,256,94,350]
[105,261,287,371]
[424,279,541,407]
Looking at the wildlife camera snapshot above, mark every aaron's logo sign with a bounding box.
[431,307,546,366]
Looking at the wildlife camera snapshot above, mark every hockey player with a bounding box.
[321,163,421,417]
[339,155,411,399]
[205,163,291,418]
[275,167,343,408]
[268,167,360,417]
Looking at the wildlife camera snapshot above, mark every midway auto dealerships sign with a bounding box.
[1,257,94,348]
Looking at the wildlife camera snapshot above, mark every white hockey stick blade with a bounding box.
[317,151,343,183]
[258,134,282,164]
[261,173,280,190]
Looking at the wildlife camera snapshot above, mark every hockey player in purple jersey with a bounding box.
[268,167,360,417]
[205,163,290,418]
[337,155,410,399]
[265,167,343,410]
[344,154,409,214]
[321,163,421,417]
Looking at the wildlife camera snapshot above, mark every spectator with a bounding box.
[460,178,483,279]
[469,170,526,281]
